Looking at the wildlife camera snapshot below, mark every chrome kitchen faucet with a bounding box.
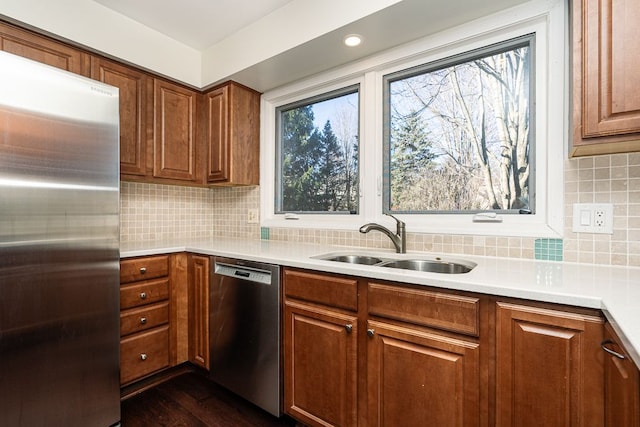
[359,213,406,253]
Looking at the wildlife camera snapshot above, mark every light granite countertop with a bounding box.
[121,237,640,366]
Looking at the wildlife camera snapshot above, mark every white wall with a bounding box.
[0,0,202,85]
[0,0,400,88]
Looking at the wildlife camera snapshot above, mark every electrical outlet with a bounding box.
[572,203,613,234]
[247,209,259,224]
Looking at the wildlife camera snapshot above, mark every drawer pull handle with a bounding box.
[140,317,147,325]
[601,339,626,360]
[140,267,147,274]
[367,328,375,338]
[345,324,353,333]
[140,353,147,361]
[140,292,147,300]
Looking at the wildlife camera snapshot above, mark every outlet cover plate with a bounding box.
[572,203,613,234]
[247,209,259,224]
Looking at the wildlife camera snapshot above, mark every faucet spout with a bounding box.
[359,214,406,253]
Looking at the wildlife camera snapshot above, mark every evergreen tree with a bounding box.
[390,111,435,210]
[281,106,321,211]
[318,120,346,211]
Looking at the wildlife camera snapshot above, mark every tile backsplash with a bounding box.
[120,182,260,243]
[120,152,640,266]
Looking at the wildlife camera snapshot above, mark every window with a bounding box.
[275,86,359,214]
[384,35,534,214]
[261,0,564,237]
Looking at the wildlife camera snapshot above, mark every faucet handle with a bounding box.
[384,213,405,227]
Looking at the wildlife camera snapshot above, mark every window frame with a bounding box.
[275,84,361,215]
[260,0,565,238]
[382,34,536,215]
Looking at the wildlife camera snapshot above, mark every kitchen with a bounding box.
[1,0,639,426]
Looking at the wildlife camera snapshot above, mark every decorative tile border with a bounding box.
[534,238,563,261]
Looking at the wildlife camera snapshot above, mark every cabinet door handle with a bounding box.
[140,267,147,274]
[367,328,375,338]
[140,292,147,300]
[140,353,148,361]
[601,339,626,360]
[345,324,353,333]
[140,317,147,325]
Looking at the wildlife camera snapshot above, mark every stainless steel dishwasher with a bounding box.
[210,256,281,416]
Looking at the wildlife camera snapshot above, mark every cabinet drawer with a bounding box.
[120,326,170,385]
[120,302,169,336]
[120,278,169,310]
[120,255,169,284]
[367,282,480,336]
[284,269,358,311]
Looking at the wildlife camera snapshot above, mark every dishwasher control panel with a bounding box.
[214,262,272,285]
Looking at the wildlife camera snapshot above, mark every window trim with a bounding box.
[260,0,565,238]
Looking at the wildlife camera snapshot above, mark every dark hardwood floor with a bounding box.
[121,372,298,427]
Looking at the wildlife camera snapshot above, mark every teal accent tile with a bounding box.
[534,238,563,261]
[260,227,270,240]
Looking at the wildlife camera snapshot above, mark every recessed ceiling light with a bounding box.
[343,34,363,47]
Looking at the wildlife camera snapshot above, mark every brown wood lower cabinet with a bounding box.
[366,320,480,427]
[284,300,358,427]
[603,323,640,427]
[283,268,617,427]
[283,268,483,427]
[120,255,172,386]
[120,326,170,385]
[188,254,210,370]
[495,302,604,427]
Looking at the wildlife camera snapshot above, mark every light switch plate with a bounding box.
[572,203,613,234]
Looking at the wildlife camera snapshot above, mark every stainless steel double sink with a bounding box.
[313,252,476,274]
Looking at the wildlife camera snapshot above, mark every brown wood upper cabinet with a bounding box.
[204,82,260,186]
[571,0,640,156]
[154,79,199,182]
[0,19,261,187]
[0,21,88,75]
[91,57,152,177]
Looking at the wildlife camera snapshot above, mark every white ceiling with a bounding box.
[62,0,529,91]
[94,0,295,50]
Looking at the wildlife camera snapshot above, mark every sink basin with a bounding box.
[322,255,384,265]
[314,252,476,274]
[378,259,475,274]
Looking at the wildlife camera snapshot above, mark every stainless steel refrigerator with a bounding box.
[0,51,121,426]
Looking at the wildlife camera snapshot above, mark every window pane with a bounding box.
[385,36,533,213]
[277,88,359,213]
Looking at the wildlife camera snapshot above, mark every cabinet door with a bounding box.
[495,302,604,427]
[367,320,480,427]
[572,0,640,155]
[0,22,87,75]
[153,79,198,182]
[205,86,229,182]
[284,300,358,427]
[92,57,151,177]
[602,323,640,427]
[188,254,210,370]
[205,83,260,185]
